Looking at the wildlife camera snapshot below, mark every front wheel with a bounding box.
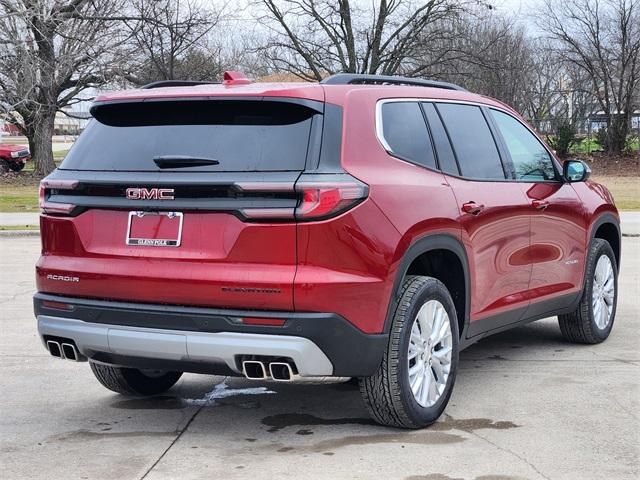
[8,161,25,172]
[90,361,182,396]
[359,276,459,428]
[558,238,618,344]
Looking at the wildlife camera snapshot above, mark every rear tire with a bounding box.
[359,276,459,428]
[89,361,182,396]
[558,238,618,344]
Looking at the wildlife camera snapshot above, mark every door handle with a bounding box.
[462,202,484,215]
[532,200,550,210]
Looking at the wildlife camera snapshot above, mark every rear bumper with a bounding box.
[34,293,387,377]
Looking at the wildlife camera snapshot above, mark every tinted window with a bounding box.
[380,102,436,169]
[61,100,316,172]
[422,103,459,175]
[436,103,505,180]
[491,109,557,181]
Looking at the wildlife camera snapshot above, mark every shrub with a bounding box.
[547,120,577,158]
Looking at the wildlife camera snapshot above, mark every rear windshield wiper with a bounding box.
[153,155,219,169]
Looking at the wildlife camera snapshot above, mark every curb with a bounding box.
[0,230,40,237]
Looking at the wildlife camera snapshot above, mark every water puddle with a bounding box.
[184,378,276,406]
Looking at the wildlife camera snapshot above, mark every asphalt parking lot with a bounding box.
[1,237,638,480]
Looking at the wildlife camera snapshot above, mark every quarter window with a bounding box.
[491,109,557,181]
[436,103,505,180]
[380,102,436,169]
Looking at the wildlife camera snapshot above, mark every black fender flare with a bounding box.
[583,212,621,286]
[588,212,620,257]
[383,233,471,336]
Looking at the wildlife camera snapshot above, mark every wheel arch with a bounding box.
[589,213,621,269]
[384,234,470,339]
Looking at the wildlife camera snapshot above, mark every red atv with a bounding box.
[0,143,30,172]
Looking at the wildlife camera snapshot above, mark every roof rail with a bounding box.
[320,73,467,92]
[141,80,218,89]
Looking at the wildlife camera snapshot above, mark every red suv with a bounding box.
[35,72,621,428]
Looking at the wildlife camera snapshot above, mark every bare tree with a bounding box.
[538,0,640,153]
[253,0,469,81]
[0,0,127,175]
[522,44,566,122]
[123,0,225,84]
[422,13,535,112]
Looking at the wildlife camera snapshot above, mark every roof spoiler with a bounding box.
[141,71,253,90]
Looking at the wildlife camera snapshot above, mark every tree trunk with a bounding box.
[31,112,56,177]
[605,114,629,154]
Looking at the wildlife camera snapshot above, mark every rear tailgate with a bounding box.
[37,98,323,310]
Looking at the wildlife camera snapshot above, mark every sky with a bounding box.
[488,0,545,33]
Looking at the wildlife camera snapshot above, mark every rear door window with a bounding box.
[60,100,318,172]
[436,103,505,180]
[379,102,436,169]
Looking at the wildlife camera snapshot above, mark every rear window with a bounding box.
[60,100,318,172]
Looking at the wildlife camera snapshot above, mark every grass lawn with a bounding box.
[0,224,39,231]
[54,149,69,162]
[594,176,640,210]
[0,184,39,212]
[0,148,65,213]
[21,149,68,173]
[559,137,640,155]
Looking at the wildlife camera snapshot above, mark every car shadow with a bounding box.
[460,317,569,359]
[89,318,570,440]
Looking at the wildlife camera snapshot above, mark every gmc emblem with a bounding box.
[126,187,175,200]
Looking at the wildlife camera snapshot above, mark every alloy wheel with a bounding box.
[407,300,453,407]
[592,254,615,330]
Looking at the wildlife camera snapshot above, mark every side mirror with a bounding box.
[563,160,591,183]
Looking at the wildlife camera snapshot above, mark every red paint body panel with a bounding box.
[37,79,620,340]
[521,182,587,300]
[445,177,532,321]
[293,199,400,334]
[37,210,296,310]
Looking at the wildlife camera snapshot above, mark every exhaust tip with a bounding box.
[269,362,294,382]
[61,343,78,361]
[242,360,267,380]
[46,340,62,358]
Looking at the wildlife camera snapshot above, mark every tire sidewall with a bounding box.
[121,367,182,395]
[584,240,618,341]
[8,161,25,172]
[396,279,459,425]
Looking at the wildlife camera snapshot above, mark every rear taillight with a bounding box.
[240,174,368,222]
[39,179,79,215]
[296,182,367,220]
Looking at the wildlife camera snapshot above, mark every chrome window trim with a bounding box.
[375,97,562,182]
[375,98,500,157]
